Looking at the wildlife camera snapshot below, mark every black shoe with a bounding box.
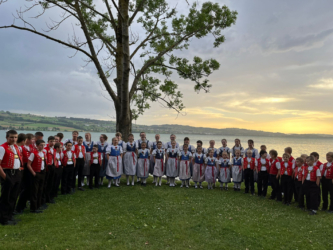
[78,187,85,191]
[30,210,43,214]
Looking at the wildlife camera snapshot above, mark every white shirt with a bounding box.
[296,166,302,179]
[303,166,321,180]
[260,158,268,171]
[232,157,244,166]
[283,162,289,175]
[179,144,195,153]
[77,145,84,158]
[28,151,45,171]
[152,148,165,158]
[320,162,332,177]
[217,146,231,157]
[55,152,63,166]
[219,158,231,166]
[65,151,75,165]
[92,152,103,164]
[166,148,179,157]
[245,157,257,168]
[106,145,123,155]
[179,150,192,159]
[166,141,179,149]
[275,161,281,170]
[0,145,21,170]
[137,148,150,158]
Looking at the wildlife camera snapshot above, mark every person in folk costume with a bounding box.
[204,149,219,190]
[293,157,304,206]
[298,154,308,209]
[192,146,206,189]
[244,140,259,159]
[56,133,64,147]
[51,143,63,198]
[33,132,44,150]
[15,134,26,190]
[63,131,79,147]
[89,145,102,189]
[268,149,282,201]
[149,134,164,183]
[82,132,94,187]
[303,155,321,215]
[178,144,192,188]
[137,141,150,186]
[97,134,109,186]
[152,141,165,187]
[16,133,34,214]
[218,151,231,190]
[136,132,149,183]
[243,149,257,195]
[115,132,125,148]
[310,152,323,205]
[165,134,179,185]
[61,141,76,195]
[284,147,296,201]
[165,140,180,187]
[106,137,123,188]
[217,139,231,160]
[196,140,207,155]
[73,136,86,192]
[231,138,245,158]
[231,149,243,191]
[319,152,333,213]
[41,136,56,209]
[25,139,47,214]
[256,150,270,198]
[123,134,137,186]
[279,153,294,205]
[179,137,195,185]
[206,140,218,158]
[260,145,270,160]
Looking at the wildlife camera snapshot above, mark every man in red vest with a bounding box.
[0,130,23,225]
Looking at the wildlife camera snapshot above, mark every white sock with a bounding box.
[143,179,146,184]
[126,175,130,184]
[108,179,112,187]
[159,177,162,185]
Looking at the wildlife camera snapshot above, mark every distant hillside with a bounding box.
[0,110,332,138]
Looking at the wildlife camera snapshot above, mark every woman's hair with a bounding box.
[85,133,92,141]
[101,134,108,141]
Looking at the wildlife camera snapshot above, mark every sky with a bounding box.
[0,0,333,134]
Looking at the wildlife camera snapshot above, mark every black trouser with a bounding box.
[244,169,254,193]
[298,182,306,207]
[281,175,292,204]
[321,177,333,210]
[304,180,320,211]
[16,167,33,212]
[73,158,84,188]
[257,170,268,196]
[294,179,302,203]
[51,167,63,198]
[270,174,282,201]
[62,165,74,194]
[0,169,22,224]
[42,164,55,204]
[89,164,100,188]
[30,170,45,211]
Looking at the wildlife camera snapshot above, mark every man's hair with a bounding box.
[115,132,122,137]
[259,150,267,157]
[184,137,190,141]
[283,153,290,158]
[296,157,304,163]
[140,131,146,136]
[269,149,278,157]
[248,139,254,144]
[307,155,315,162]
[77,136,83,140]
[93,144,98,148]
[326,152,333,158]
[17,133,26,143]
[183,144,188,148]
[36,139,45,146]
[35,132,44,137]
[6,130,17,138]
[285,147,292,154]
[196,140,203,145]
[26,133,34,140]
[65,141,73,146]
[128,133,134,137]
[48,136,55,142]
[310,152,319,158]
[72,131,79,135]
[54,142,62,149]
[56,133,64,139]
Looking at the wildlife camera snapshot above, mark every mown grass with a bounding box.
[1,177,333,250]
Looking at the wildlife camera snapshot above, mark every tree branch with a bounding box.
[129,0,148,25]
[104,0,117,30]
[110,0,124,20]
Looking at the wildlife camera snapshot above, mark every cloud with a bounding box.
[252,97,295,104]
[309,78,333,89]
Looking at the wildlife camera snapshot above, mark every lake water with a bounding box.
[1,130,333,160]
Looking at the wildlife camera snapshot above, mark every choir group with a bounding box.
[0,129,332,226]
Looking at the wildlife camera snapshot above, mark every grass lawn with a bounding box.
[1,177,333,250]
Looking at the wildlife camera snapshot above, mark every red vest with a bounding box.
[44,146,56,166]
[54,152,63,168]
[315,161,323,168]
[243,157,256,170]
[31,150,47,172]
[288,156,294,163]
[257,158,270,172]
[303,166,319,182]
[74,145,86,159]
[90,152,102,165]
[0,143,23,169]
[280,161,293,176]
[321,163,333,179]
[62,151,76,166]
[294,166,303,180]
[270,159,280,175]
[21,145,32,164]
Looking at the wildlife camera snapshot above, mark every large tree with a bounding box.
[0,0,237,139]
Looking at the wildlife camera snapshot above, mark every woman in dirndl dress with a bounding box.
[97,134,109,186]
[205,149,218,190]
[178,144,192,188]
[150,134,164,183]
[106,137,123,188]
[137,141,150,186]
[152,141,165,186]
[166,140,179,187]
[192,146,206,189]
[218,151,231,190]
[123,133,137,186]
[232,149,243,191]
[82,133,94,187]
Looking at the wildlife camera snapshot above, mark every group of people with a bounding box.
[0,130,332,226]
